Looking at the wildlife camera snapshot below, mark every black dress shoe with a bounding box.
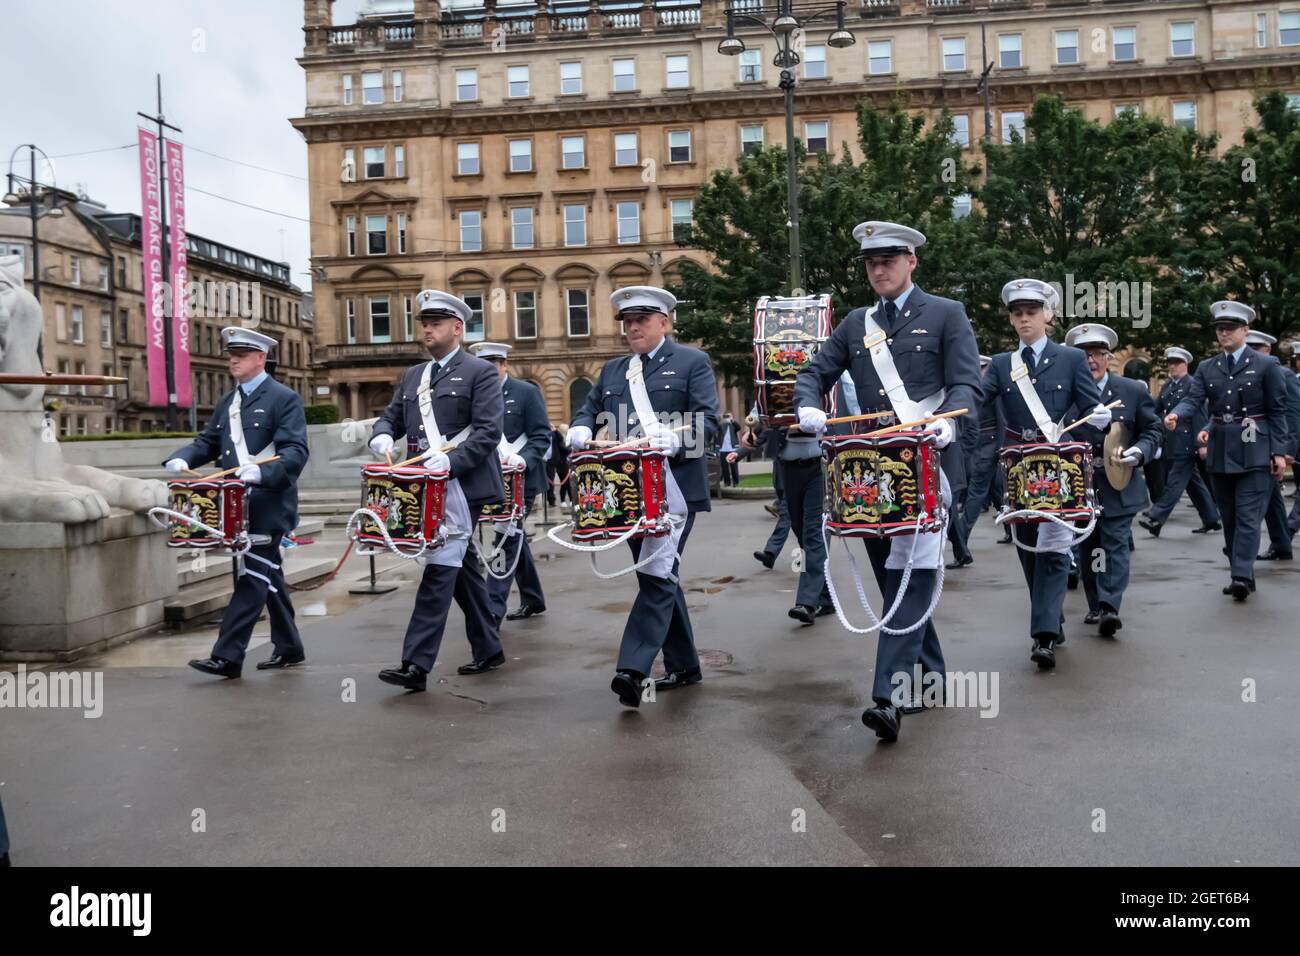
[610,670,645,708]
[457,650,505,675]
[378,662,427,691]
[1054,627,1066,647]
[754,550,776,570]
[815,603,835,617]
[998,530,1013,544]
[505,604,546,620]
[1030,637,1056,669]
[1067,570,1080,590]
[256,652,305,670]
[188,656,241,679]
[1098,606,1122,638]
[1083,610,1100,626]
[945,555,974,569]
[1191,522,1221,534]
[764,502,780,518]
[861,702,902,742]
[788,604,816,625]
[1226,578,1251,602]
[1258,548,1293,561]
[1138,518,1161,537]
[654,667,702,691]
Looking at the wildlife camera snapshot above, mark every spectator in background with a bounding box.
[548,423,571,504]
[718,411,741,486]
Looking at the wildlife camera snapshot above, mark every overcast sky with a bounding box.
[0,1,378,293]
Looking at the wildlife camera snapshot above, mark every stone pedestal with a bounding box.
[0,509,177,662]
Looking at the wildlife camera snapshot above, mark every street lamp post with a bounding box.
[4,144,60,304]
[718,1,855,294]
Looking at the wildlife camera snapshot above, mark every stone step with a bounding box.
[164,556,338,624]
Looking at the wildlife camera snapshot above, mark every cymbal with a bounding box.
[1103,420,1134,490]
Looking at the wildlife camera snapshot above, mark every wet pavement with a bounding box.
[2,497,1298,865]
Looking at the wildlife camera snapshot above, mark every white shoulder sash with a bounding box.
[1009,349,1059,442]
[860,306,943,423]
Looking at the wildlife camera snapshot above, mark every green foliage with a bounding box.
[59,431,197,442]
[305,403,340,425]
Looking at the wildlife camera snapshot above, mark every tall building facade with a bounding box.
[294,0,1300,422]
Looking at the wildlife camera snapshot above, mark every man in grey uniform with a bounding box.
[1245,330,1298,561]
[1140,347,1221,537]
[1166,300,1290,601]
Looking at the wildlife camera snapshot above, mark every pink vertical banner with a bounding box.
[137,128,168,406]
[164,140,192,406]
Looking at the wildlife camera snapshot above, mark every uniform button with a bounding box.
[879,389,885,396]
[886,339,892,346]
[1056,384,1062,390]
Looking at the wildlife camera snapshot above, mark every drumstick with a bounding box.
[197,456,281,481]
[391,442,459,469]
[598,423,693,455]
[863,408,969,439]
[1057,399,1125,437]
[384,450,393,466]
[824,409,899,427]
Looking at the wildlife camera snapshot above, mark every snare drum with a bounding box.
[354,463,448,555]
[999,441,1096,524]
[164,478,249,551]
[752,294,834,426]
[822,432,943,537]
[479,459,526,524]
[568,448,671,541]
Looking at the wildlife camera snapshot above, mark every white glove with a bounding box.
[930,418,955,449]
[1117,445,1143,466]
[797,406,828,435]
[236,463,262,485]
[164,458,188,475]
[567,425,592,450]
[503,452,525,469]
[1087,404,1113,429]
[1154,446,1163,461]
[644,422,681,455]
[369,434,394,457]
[422,449,451,472]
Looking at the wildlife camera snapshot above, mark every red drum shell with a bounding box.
[999,441,1096,525]
[480,461,526,523]
[164,478,247,551]
[821,432,942,538]
[568,448,670,540]
[356,464,448,553]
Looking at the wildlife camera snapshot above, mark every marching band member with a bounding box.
[369,290,505,691]
[1166,301,1290,601]
[959,355,1007,549]
[793,220,981,742]
[1064,323,1162,637]
[166,327,310,679]
[979,281,1103,669]
[568,286,719,708]
[471,342,553,626]
[1244,330,1298,562]
[1139,347,1222,537]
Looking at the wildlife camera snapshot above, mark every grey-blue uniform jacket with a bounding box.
[166,377,309,535]
[502,374,551,500]
[1283,369,1300,458]
[572,338,720,513]
[371,349,504,508]
[1070,374,1164,517]
[1169,350,1290,474]
[793,286,982,486]
[980,340,1101,447]
[1154,374,1206,460]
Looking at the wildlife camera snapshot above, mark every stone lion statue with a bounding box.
[0,253,166,523]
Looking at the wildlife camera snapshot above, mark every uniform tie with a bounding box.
[882,298,898,331]
[1021,345,1037,373]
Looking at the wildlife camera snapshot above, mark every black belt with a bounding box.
[783,456,822,468]
[1004,427,1050,443]
[1211,412,1263,424]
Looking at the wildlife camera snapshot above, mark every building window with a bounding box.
[869,40,892,75]
[560,61,583,95]
[804,44,826,79]
[666,54,689,88]
[345,215,356,256]
[345,299,356,344]
[362,71,382,104]
[508,65,530,97]
[562,135,585,169]
[456,68,477,101]
[342,147,356,182]
[953,193,971,219]
[563,204,586,246]
[369,296,390,343]
[71,305,84,343]
[392,69,402,102]
[1257,13,1269,48]
[668,130,692,163]
[617,201,640,244]
[1290,93,1300,113]
[76,414,88,436]
[511,207,534,249]
[100,310,112,346]
[1055,30,1078,65]
[343,73,353,105]
[397,213,407,254]
[741,124,764,155]
[457,141,479,175]
[614,132,638,166]
[943,37,966,71]
[509,138,533,173]
[1001,110,1025,143]
[805,120,828,153]
[366,215,387,255]
[98,263,109,291]
[76,361,87,396]
[671,199,693,243]
[1170,22,1195,57]
[69,256,80,285]
[394,145,405,177]
[403,294,413,340]
[1282,12,1300,46]
[364,146,385,178]
[513,290,537,339]
[739,49,761,82]
[567,289,590,337]
[459,210,482,252]
[1113,26,1136,61]
[950,114,969,148]
[58,359,71,394]
[462,292,485,341]
[612,57,635,92]
[118,308,129,342]
[116,255,127,287]
[1114,102,1139,118]
[1172,100,1196,130]
[999,34,1021,68]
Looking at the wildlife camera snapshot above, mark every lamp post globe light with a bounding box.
[718,1,855,294]
[5,144,59,305]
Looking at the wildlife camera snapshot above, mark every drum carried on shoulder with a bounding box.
[349,462,449,558]
[821,432,944,538]
[152,478,250,553]
[998,440,1097,525]
[753,294,834,426]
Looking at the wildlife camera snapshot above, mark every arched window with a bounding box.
[569,377,593,418]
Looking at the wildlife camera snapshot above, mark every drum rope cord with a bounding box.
[545,516,684,579]
[147,506,253,557]
[478,517,527,581]
[344,506,439,561]
[994,507,1099,553]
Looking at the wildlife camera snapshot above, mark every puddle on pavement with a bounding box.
[593,601,634,614]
